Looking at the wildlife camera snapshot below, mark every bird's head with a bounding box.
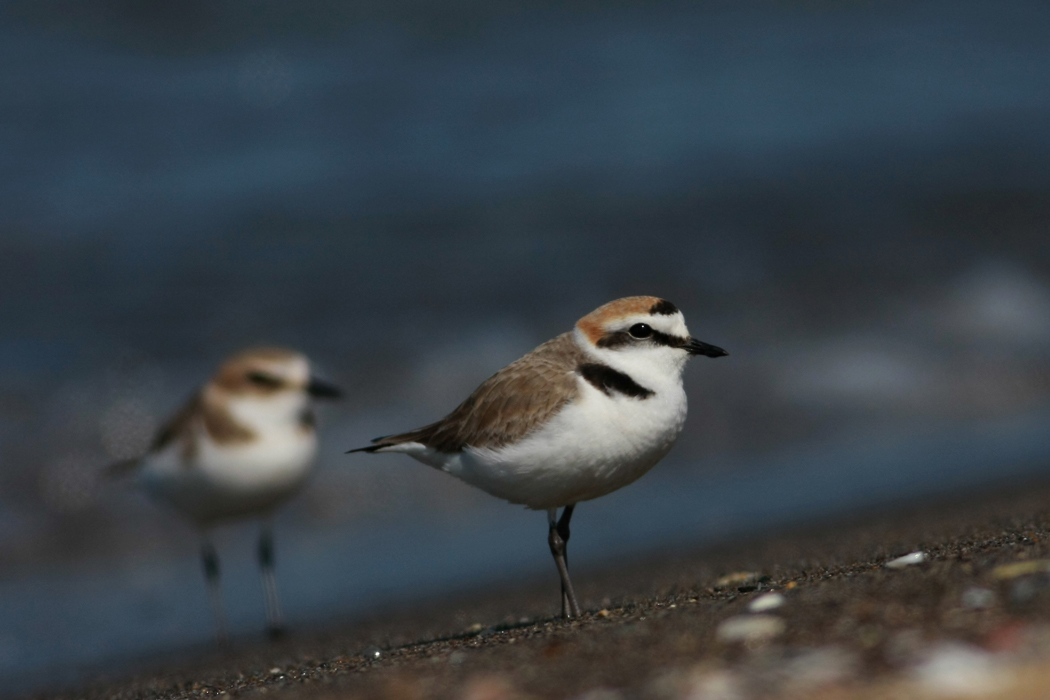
[574,296,727,380]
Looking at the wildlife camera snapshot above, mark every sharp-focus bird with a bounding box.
[109,348,341,640]
[350,297,725,618]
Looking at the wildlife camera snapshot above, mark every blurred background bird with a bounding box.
[108,348,342,641]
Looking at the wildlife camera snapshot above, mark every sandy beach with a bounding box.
[35,474,1050,700]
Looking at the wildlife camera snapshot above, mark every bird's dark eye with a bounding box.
[629,323,653,339]
[247,371,282,388]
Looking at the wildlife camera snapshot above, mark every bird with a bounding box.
[108,347,341,641]
[349,296,726,618]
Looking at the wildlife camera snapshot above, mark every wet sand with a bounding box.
[39,476,1050,699]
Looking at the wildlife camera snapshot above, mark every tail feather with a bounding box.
[346,432,423,454]
[346,442,384,454]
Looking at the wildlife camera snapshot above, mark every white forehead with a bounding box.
[254,355,310,383]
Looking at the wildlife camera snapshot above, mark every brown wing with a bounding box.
[102,392,201,478]
[359,332,586,454]
[103,386,256,478]
[151,391,203,452]
[153,390,254,451]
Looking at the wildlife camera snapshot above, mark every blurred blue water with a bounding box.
[4,1,1050,240]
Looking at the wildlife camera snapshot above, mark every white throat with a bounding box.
[573,327,688,393]
[227,391,308,433]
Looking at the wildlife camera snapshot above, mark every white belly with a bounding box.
[431,379,688,509]
[139,429,316,525]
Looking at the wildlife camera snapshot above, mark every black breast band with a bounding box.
[577,363,654,399]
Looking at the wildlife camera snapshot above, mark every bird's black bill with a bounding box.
[307,377,343,398]
[686,338,728,358]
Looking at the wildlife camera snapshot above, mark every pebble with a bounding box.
[362,645,382,660]
[885,551,927,569]
[648,666,742,700]
[782,647,858,691]
[747,592,785,613]
[715,572,759,588]
[1009,575,1050,605]
[681,669,743,700]
[991,560,1050,580]
[716,614,785,643]
[912,643,1008,696]
[961,587,996,609]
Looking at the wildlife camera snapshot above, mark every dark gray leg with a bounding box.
[258,525,285,639]
[557,505,576,616]
[547,505,581,619]
[200,535,229,644]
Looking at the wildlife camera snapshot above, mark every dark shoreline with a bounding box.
[30,472,1050,699]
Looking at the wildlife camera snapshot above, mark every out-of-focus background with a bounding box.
[3,0,1050,693]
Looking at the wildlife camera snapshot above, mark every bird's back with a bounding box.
[359,332,586,455]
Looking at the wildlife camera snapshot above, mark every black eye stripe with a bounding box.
[247,371,283,387]
[595,331,632,349]
[651,329,690,348]
[595,328,690,349]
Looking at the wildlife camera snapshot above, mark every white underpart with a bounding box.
[395,311,694,509]
[139,389,316,525]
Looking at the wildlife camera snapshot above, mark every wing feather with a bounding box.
[355,332,585,454]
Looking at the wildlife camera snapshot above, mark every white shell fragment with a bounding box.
[715,571,760,588]
[961,587,996,609]
[716,614,785,643]
[913,643,1007,696]
[747,592,786,613]
[885,551,928,569]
